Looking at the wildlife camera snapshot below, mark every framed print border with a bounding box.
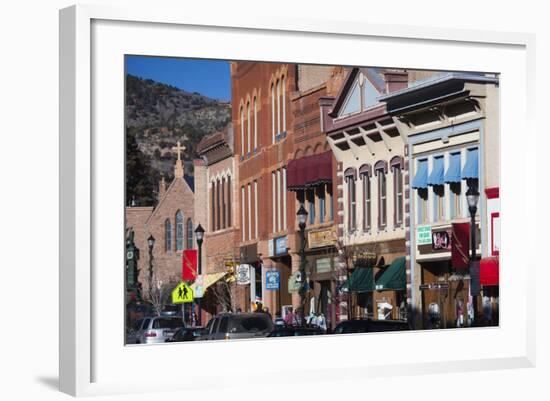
[59,4,536,397]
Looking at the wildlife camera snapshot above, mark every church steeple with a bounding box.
[172,141,186,179]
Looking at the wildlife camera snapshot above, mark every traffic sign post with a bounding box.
[172,281,194,304]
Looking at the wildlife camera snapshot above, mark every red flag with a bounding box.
[182,250,198,282]
[451,222,470,271]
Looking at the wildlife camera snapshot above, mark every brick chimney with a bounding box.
[383,70,409,93]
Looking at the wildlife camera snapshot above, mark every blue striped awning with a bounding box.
[412,158,428,189]
[427,156,444,186]
[444,152,462,183]
[461,147,479,180]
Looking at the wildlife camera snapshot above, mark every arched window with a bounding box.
[240,106,244,156]
[165,219,172,252]
[282,75,286,132]
[176,210,184,251]
[247,101,251,154]
[345,168,357,232]
[271,83,275,143]
[186,218,193,249]
[276,79,281,135]
[253,96,258,151]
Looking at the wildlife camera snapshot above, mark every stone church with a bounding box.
[125,141,196,300]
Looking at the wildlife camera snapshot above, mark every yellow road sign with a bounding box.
[172,282,193,304]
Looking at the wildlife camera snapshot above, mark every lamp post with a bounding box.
[466,185,480,325]
[194,224,205,326]
[296,204,308,325]
[147,234,155,293]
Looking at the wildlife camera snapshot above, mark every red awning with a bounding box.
[480,257,499,286]
[287,151,333,191]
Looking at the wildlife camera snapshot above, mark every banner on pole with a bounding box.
[182,250,198,282]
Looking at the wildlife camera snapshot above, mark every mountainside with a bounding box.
[126,74,231,206]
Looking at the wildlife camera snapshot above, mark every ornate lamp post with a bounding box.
[194,223,205,325]
[147,234,155,291]
[296,204,308,325]
[466,185,480,325]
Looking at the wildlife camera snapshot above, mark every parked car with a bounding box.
[267,326,324,337]
[332,319,410,334]
[199,312,274,341]
[166,326,204,342]
[129,316,185,344]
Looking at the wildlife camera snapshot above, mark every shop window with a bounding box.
[345,168,357,232]
[417,188,428,224]
[317,186,326,224]
[377,169,387,229]
[361,171,371,232]
[393,164,403,227]
[307,188,316,225]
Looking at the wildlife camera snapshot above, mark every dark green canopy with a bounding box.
[374,256,406,291]
[341,267,374,293]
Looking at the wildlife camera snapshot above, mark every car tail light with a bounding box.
[144,331,157,337]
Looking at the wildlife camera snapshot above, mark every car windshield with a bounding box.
[229,315,273,333]
[152,318,183,329]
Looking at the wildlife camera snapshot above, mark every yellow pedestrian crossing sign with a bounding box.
[172,282,193,304]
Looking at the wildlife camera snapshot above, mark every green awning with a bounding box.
[374,257,406,291]
[341,267,374,293]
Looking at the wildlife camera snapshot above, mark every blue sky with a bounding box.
[125,56,231,101]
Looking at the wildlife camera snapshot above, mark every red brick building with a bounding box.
[231,62,297,316]
[285,65,348,329]
[195,124,243,321]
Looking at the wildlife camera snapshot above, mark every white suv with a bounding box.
[130,316,185,344]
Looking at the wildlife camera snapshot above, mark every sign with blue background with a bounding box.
[266,270,280,290]
[274,236,287,256]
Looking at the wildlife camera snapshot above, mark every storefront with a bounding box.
[340,241,407,321]
[238,243,261,312]
[265,235,293,318]
[304,226,339,330]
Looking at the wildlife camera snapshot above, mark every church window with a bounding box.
[176,210,184,251]
[165,219,172,252]
[186,218,193,249]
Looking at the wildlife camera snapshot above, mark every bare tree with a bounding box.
[333,239,378,320]
[145,270,178,316]
[208,279,236,313]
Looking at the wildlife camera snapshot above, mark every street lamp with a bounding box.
[147,234,155,286]
[194,224,205,275]
[194,223,205,325]
[466,184,480,324]
[296,204,308,325]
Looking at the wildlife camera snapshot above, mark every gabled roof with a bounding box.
[145,176,194,225]
[328,67,386,118]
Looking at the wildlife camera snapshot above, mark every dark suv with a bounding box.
[333,319,410,334]
[199,313,274,341]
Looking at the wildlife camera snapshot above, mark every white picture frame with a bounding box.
[59,3,535,397]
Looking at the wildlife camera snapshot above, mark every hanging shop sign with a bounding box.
[268,240,274,257]
[417,225,432,246]
[432,229,451,251]
[308,227,337,249]
[274,236,288,256]
[288,271,301,293]
[236,264,251,285]
[265,270,280,290]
